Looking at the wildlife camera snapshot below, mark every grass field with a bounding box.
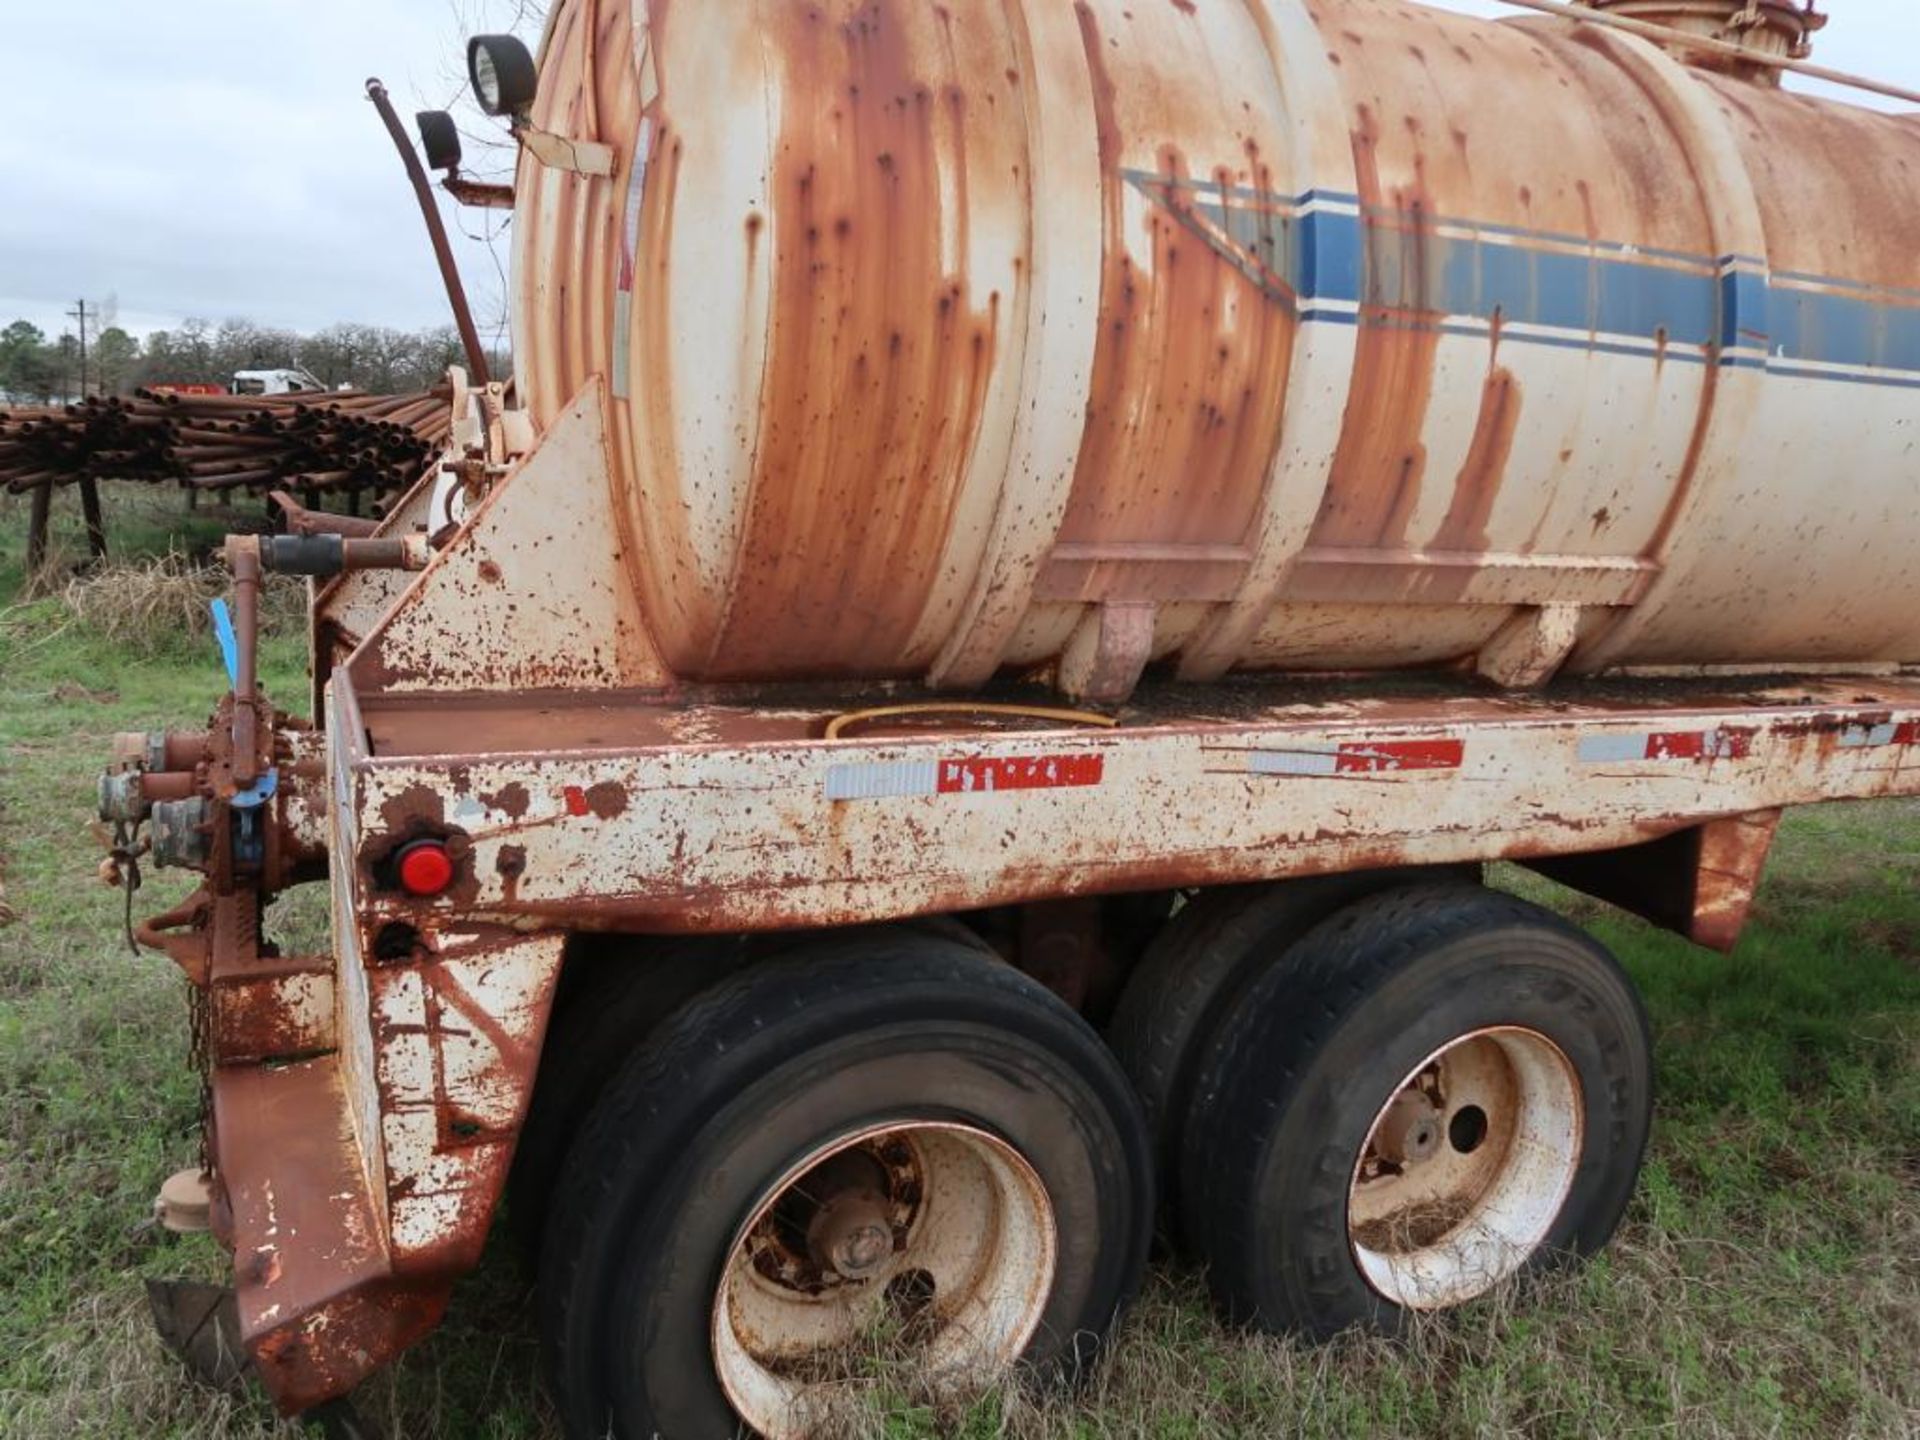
[0,491,1915,1438]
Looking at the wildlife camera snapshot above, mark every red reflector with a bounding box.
[396,841,455,897]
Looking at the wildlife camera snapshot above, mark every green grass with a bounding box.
[0,490,1915,1437]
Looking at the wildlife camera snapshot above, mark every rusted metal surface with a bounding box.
[120,818,561,1411]
[274,493,383,538]
[225,542,264,787]
[366,928,563,1272]
[212,1054,448,1412]
[442,176,516,210]
[1520,2,1920,107]
[132,891,217,985]
[275,729,331,882]
[505,0,1920,701]
[343,388,668,697]
[310,471,440,712]
[1550,2,1822,81]
[101,687,559,1415]
[209,954,335,1066]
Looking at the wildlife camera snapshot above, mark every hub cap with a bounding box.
[711,1121,1056,1439]
[1348,1026,1583,1310]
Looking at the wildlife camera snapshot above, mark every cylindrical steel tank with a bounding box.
[510,0,1920,696]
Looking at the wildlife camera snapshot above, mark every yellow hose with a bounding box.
[824,701,1119,741]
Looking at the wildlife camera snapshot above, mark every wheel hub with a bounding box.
[713,1121,1057,1440]
[807,1191,895,1280]
[1370,1090,1444,1166]
[743,1141,920,1296]
[1348,1026,1584,1310]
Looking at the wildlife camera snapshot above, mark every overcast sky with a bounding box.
[0,0,531,344]
[1,1,1913,346]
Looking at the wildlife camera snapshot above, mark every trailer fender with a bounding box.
[1525,808,1782,953]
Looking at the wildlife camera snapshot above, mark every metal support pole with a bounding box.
[26,481,52,575]
[365,78,493,388]
[78,477,108,560]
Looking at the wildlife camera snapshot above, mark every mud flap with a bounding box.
[146,1279,385,1438]
[146,1279,248,1392]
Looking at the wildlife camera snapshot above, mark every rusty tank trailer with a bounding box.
[104,3,1920,1436]
[509,0,1920,702]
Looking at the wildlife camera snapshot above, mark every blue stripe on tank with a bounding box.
[1124,170,1920,386]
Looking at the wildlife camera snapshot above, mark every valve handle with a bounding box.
[210,599,239,689]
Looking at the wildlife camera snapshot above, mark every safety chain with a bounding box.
[187,978,213,1177]
[109,818,147,956]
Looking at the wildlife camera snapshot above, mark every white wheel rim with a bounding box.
[711,1120,1057,1439]
[1347,1026,1584,1310]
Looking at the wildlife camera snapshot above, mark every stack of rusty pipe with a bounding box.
[1,386,453,504]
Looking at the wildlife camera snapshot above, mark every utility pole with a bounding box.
[65,298,108,560]
[67,298,90,400]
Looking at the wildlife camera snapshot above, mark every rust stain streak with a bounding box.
[1432,363,1521,553]
[1053,4,1295,591]
[1306,101,1441,550]
[426,966,527,1068]
[706,0,1001,677]
[583,0,701,667]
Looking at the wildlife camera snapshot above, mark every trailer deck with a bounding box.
[342,671,1920,937]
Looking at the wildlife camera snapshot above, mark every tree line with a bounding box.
[0,315,511,405]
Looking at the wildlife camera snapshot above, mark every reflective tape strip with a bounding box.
[1578,728,1753,763]
[1577,733,1653,763]
[825,760,940,801]
[1836,722,1901,749]
[1249,746,1341,778]
[615,116,654,295]
[610,115,656,401]
[826,753,1105,801]
[1248,738,1464,777]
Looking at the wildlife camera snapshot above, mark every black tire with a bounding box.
[540,933,1154,1439]
[506,935,747,1251]
[1107,869,1476,1244]
[510,923,996,1248]
[1182,884,1652,1339]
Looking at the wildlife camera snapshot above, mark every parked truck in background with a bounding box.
[230,367,329,396]
[147,371,331,399]
[97,1,1920,1435]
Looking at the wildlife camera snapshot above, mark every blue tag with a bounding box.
[210,599,239,688]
